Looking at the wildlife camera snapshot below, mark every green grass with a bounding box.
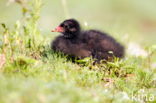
[0,0,156,103]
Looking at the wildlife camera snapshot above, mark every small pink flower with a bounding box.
[0,54,6,69]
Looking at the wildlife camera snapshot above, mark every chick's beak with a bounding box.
[51,26,64,32]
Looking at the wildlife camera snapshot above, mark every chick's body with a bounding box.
[51,19,124,61]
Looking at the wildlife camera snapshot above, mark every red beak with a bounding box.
[51,26,64,32]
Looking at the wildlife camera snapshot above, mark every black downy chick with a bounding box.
[51,19,124,61]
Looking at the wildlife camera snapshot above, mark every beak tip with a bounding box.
[51,26,64,33]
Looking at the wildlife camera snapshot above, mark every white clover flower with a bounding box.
[127,42,148,57]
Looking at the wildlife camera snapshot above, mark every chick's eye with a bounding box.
[64,25,70,28]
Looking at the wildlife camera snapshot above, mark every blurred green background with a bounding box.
[0,0,156,45]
